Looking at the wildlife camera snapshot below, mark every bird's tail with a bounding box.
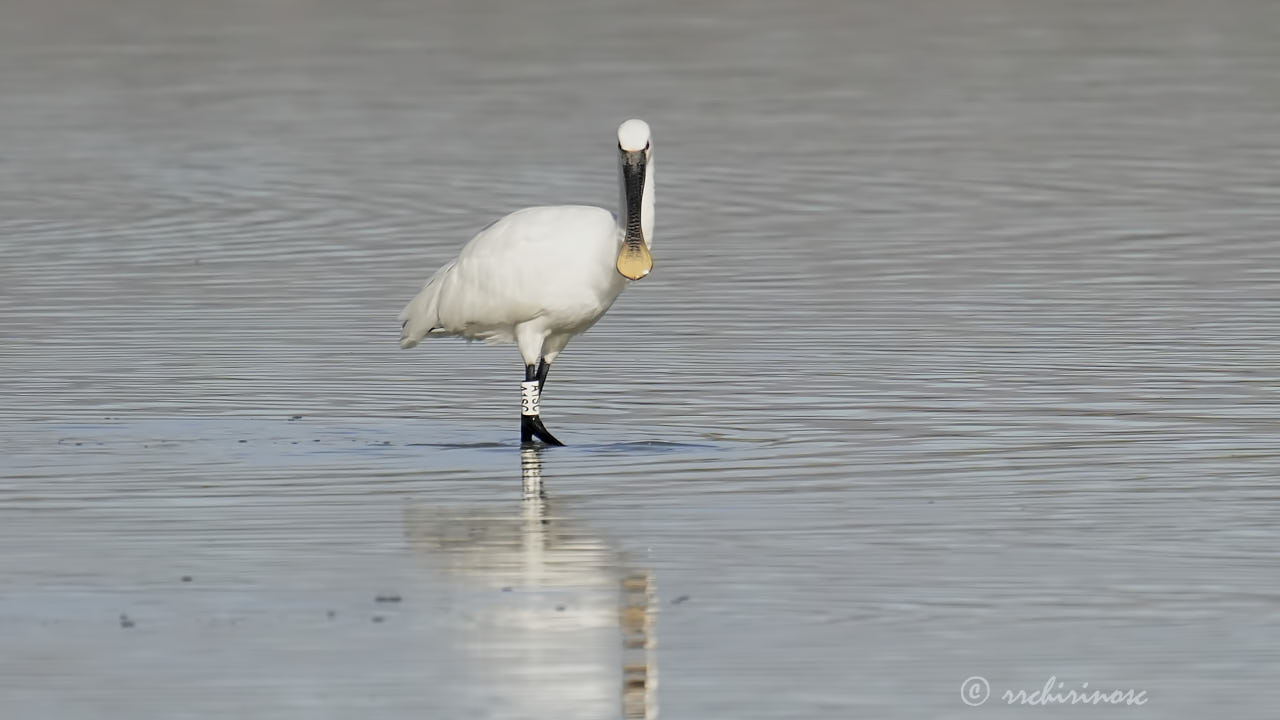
[398,262,454,349]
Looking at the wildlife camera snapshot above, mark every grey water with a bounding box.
[2,0,1279,717]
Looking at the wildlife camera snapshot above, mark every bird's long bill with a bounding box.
[616,151,652,280]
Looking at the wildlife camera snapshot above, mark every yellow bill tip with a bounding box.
[616,242,653,280]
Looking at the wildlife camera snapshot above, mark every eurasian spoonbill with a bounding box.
[398,119,655,445]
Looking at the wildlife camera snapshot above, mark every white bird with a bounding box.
[398,119,655,445]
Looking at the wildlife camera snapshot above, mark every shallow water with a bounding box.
[3,0,1280,717]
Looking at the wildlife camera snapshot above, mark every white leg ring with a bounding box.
[521,381,540,416]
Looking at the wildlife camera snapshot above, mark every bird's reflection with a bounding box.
[522,445,545,500]
[405,446,657,719]
[620,570,657,719]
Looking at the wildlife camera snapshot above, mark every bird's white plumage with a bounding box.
[399,205,625,362]
[617,119,651,151]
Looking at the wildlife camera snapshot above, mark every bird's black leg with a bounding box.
[520,364,536,443]
[536,358,551,393]
[521,363,565,446]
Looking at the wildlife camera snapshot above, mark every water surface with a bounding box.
[3,0,1280,717]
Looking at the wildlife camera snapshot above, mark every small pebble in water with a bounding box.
[326,610,336,619]
[371,615,385,623]
[555,604,566,612]
[181,575,192,582]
